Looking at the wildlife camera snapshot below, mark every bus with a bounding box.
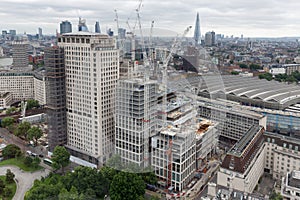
[43,158,53,166]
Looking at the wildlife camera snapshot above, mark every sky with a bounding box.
[0,0,300,38]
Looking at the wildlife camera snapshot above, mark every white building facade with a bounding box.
[58,32,119,165]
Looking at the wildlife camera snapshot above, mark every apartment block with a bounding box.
[58,32,119,165]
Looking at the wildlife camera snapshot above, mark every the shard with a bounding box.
[194,12,201,45]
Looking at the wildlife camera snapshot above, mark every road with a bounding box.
[0,166,50,200]
[0,127,52,199]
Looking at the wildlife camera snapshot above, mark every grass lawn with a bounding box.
[0,175,16,200]
[0,158,43,172]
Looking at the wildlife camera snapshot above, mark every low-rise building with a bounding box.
[281,170,300,200]
[0,92,12,108]
[217,126,265,193]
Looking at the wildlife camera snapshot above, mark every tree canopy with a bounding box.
[14,121,31,139]
[27,126,43,146]
[51,146,70,174]
[26,99,39,110]
[1,117,14,128]
[25,166,109,200]
[2,144,21,159]
[109,171,145,200]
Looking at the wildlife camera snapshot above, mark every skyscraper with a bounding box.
[12,40,29,68]
[95,21,101,33]
[194,12,201,45]
[58,32,119,165]
[38,27,43,40]
[60,21,72,34]
[44,46,67,151]
[78,17,88,32]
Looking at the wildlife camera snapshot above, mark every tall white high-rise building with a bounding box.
[58,32,119,165]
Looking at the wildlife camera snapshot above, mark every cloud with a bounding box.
[0,0,299,37]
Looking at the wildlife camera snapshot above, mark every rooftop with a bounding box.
[229,125,263,156]
[288,170,300,189]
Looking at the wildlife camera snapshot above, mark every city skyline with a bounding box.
[0,0,299,38]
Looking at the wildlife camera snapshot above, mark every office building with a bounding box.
[33,72,46,105]
[196,119,218,169]
[95,21,101,33]
[264,132,300,182]
[118,28,126,39]
[60,21,72,34]
[115,78,158,168]
[281,170,300,200]
[38,27,43,40]
[194,12,201,45]
[0,92,13,109]
[204,31,215,47]
[9,30,16,37]
[198,102,266,142]
[217,126,265,194]
[78,17,88,32]
[58,32,119,165]
[0,72,34,102]
[152,95,198,192]
[44,46,67,151]
[12,40,29,68]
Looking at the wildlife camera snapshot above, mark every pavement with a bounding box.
[0,166,51,200]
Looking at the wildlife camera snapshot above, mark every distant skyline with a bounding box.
[0,0,300,38]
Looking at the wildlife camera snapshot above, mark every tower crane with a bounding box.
[160,26,192,189]
[114,9,125,61]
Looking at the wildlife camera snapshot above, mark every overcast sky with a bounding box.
[0,0,300,38]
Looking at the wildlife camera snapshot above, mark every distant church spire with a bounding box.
[194,12,201,45]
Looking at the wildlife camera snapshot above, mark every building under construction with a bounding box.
[44,46,67,151]
[152,96,197,191]
[115,77,158,169]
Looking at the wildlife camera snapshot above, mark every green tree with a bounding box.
[26,99,39,110]
[51,146,70,174]
[0,179,5,194]
[3,187,12,197]
[5,169,15,183]
[231,71,240,75]
[2,144,21,159]
[14,121,31,138]
[249,63,262,71]
[27,126,43,146]
[24,156,33,167]
[68,166,109,198]
[239,63,248,68]
[100,166,118,184]
[1,117,14,128]
[25,183,61,200]
[5,106,17,115]
[110,171,145,200]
